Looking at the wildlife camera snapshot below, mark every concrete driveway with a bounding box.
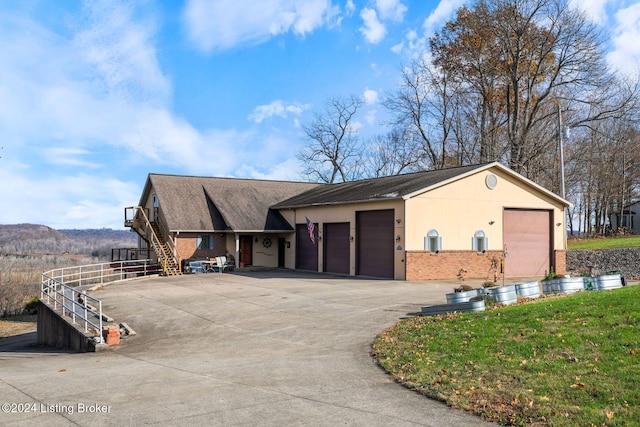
[1,270,495,426]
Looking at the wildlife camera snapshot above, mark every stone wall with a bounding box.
[566,248,640,279]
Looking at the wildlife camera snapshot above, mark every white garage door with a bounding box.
[503,209,552,277]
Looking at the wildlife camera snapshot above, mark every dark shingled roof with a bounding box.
[145,174,320,232]
[272,164,489,209]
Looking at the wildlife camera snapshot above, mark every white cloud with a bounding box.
[182,0,340,52]
[44,147,102,168]
[74,1,170,106]
[365,108,377,125]
[237,158,303,181]
[363,89,379,104]
[248,100,310,123]
[392,28,427,57]
[423,0,465,36]
[345,0,356,16]
[360,8,386,43]
[569,0,609,25]
[607,3,640,76]
[0,166,140,229]
[375,0,407,22]
[0,1,312,228]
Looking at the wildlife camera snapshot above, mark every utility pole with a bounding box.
[558,104,566,199]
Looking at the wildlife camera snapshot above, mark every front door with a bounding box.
[278,237,286,268]
[240,235,253,266]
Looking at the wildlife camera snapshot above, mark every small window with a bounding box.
[424,229,442,253]
[197,235,215,250]
[472,230,488,253]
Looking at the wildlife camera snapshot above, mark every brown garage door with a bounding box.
[356,210,394,278]
[296,222,318,271]
[324,222,350,275]
[503,209,552,277]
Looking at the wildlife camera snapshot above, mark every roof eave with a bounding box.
[274,196,404,210]
[170,229,294,233]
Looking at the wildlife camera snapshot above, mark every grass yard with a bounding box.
[567,236,640,250]
[372,286,639,426]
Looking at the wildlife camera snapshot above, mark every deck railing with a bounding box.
[40,260,158,343]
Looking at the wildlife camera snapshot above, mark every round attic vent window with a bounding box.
[485,173,498,190]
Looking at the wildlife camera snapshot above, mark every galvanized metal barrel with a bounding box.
[486,284,517,305]
[551,277,585,294]
[541,280,554,295]
[421,296,485,316]
[515,281,541,298]
[594,274,623,291]
[446,289,479,304]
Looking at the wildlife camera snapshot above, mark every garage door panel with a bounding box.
[296,223,318,271]
[357,210,394,278]
[504,209,551,277]
[324,222,350,275]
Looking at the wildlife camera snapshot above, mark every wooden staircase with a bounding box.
[127,206,181,276]
[150,222,181,276]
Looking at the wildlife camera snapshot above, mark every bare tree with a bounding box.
[298,96,364,183]
[364,128,425,177]
[383,58,462,170]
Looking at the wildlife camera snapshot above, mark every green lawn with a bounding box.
[372,286,639,426]
[567,236,640,250]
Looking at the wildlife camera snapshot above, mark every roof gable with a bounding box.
[147,174,319,232]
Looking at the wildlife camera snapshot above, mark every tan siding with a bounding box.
[279,200,405,279]
[405,168,566,253]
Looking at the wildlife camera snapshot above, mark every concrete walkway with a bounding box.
[1,271,503,426]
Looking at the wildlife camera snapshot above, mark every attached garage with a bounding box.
[356,210,395,278]
[296,222,318,271]
[270,162,569,281]
[323,222,350,275]
[503,209,552,276]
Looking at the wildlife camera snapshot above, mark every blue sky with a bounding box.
[1,0,638,229]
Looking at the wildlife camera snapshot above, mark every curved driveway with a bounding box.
[1,271,494,426]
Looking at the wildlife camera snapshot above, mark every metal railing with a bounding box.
[40,259,158,343]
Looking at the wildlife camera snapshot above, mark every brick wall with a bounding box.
[406,249,566,280]
[406,250,504,281]
[554,250,566,276]
[175,234,227,262]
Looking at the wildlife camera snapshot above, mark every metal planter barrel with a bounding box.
[486,284,517,305]
[515,281,541,299]
[594,274,623,291]
[541,280,553,295]
[446,289,479,304]
[422,296,485,316]
[550,277,585,294]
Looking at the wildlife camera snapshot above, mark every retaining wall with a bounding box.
[566,248,640,279]
[36,301,101,352]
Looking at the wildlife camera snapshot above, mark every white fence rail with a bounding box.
[40,260,158,342]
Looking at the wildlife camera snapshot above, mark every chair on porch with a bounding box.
[215,256,234,273]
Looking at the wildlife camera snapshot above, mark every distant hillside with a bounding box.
[0,223,137,257]
[59,228,135,240]
[0,224,68,246]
